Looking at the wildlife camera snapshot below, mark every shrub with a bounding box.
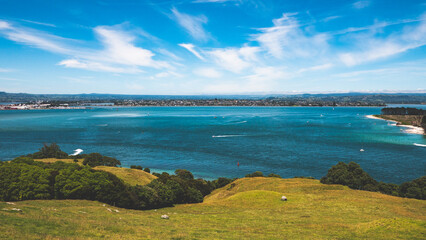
[294,176,315,179]
[245,171,264,177]
[213,177,234,188]
[130,165,143,170]
[268,173,282,178]
[143,168,151,173]
[82,153,121,167]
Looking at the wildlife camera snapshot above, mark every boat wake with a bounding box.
[413,143,426,147]
[93,113,144,118]
[212,135,245,138]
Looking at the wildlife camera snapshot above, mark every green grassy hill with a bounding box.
[1,177,425,239]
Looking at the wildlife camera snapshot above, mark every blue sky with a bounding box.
[0,0,425,94]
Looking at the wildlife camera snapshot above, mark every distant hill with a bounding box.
[1,91,426,104]
[1,177,424,239]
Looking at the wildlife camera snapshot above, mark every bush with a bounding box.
[320,162,377,190]
[143,168,150,173]
[321,161,425,200]
[294,176,315,179]
[399,176,425,200]
[213,177,234,189]
[130,165,143,170]
[245,171,264,177]
[27,143,68,159]
[268,173,282,178]
[82,153,121,167]
[175,169,194,180]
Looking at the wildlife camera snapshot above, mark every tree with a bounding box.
[175,169,194,180]
[28,143,68,159]
[320,162,378,190]
[245,171,264,177]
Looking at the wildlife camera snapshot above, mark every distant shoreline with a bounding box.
[366,115,425,135]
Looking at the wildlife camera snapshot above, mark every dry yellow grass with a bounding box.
[1,177,425,239]
[93,166,157,186]
[35,158,84,165]
[34,158,157,186]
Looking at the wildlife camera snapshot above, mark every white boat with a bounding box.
[360,149,365,152]
[70,149,83,156]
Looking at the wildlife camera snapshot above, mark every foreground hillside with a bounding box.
[1,177,425,239]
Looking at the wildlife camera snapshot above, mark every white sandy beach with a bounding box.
[365,115,425,135]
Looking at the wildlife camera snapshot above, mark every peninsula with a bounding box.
[368,107,426,135]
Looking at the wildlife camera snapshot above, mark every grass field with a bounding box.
[1,177,425,239]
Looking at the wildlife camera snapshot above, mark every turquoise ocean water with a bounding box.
[0,106,425,183]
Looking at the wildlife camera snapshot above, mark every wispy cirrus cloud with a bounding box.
[339,17,426,66]
[0,21,170,73]
[193,67,222,78]
[352,1,370,9]
[192,0,241,4]
[252,13,329,59]
[21,19,56,28]
[0,67,14,72]
[179,43,205,60]
[171,7,210,41]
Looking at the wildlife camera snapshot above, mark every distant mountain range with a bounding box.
[0,91,425,104]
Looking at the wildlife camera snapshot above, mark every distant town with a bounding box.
[0,99,386,110]
[1,91,426,110]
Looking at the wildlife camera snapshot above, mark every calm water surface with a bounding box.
[0,106,425,183]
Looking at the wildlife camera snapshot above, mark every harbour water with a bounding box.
[0,106,425,183]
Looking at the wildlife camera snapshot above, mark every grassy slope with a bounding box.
[34,159,157,186]
[93,166,157,186]
[1,177,425,240]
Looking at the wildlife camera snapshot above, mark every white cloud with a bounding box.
[153,71,183,79]
[58,59,142,73]
[192,0,239,3]
[204,66,289,94]
[0,21,171,73]
[208,48,251,73]
[243,66,289,81]
[171,8,209,41]
[322,16,341,22]
[353,1,370,9]
[298,63,334,73]
[339,18,426,66]
[21,19,56,28]
[193,67,222,78]
[253,13,329,59]
[157,48,183,61]
[1,23,70,54]
[0,21,11,29]
[179,43,205,60]
[92,25,169,69]
[0,68,13,72]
